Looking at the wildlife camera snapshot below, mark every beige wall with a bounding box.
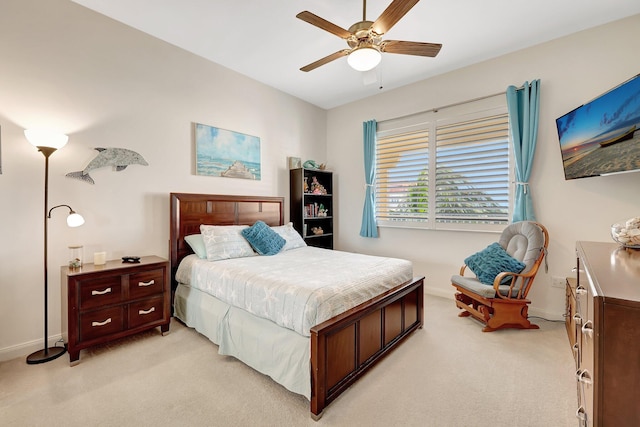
[0,0,326,360]
[327,14,640,319]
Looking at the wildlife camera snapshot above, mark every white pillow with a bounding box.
[271,222,307,251]
[200,225,256,261]
[184,234,207,259]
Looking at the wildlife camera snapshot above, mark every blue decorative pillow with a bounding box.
[464,242,526,285]
[241,220,286,256]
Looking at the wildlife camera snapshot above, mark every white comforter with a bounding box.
[175,246,413,336]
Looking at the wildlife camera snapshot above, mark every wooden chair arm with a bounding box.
[493,267,539,299]
[459,265,468,275]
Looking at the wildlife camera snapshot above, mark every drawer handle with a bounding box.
[91,287,112,296]
[138,307,156,315]
[582,320,594,337]
[92,318,112,327]
[575,369,592,385]
[572,313,583,325]
[572,343,579,355]
[138,280,155,287]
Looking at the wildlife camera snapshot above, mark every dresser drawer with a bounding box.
[129,296,165,329]
[79,276,122,309]
[80,306,125,341]
[129,268,165,300]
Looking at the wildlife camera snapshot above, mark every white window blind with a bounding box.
[435,111,510,225]
[376,97,512,232]
[376,128,429,226]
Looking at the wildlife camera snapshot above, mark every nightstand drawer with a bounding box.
[129,268,164,300]
[80,276,122,309]
[129,296,165,329]
[80,306,124,341]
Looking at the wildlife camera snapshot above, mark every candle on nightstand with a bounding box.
[94,251,106,265]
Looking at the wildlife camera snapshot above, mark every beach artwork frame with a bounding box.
[195,123,261,180]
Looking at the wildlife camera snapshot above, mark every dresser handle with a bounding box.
[138,307,156,315]
[575,369,592,385]
[91,287,112,296]
[138,280,155,287]
[582,320,594,337]
[92,318,112,327]
[572,343,579,355]
[573,313,583,325]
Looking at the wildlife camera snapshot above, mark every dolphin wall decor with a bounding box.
[66,147,148,184]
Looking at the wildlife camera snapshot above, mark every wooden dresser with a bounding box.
[570,241,640,426]
[61,256,170,365]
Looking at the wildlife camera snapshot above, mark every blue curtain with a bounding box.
[360,119,379,237]
[506,80,540,222]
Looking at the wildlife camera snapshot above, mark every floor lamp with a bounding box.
[25,129,85,365]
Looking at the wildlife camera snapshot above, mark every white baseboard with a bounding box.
[0,335,65,363]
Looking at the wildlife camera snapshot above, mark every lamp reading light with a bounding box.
[49,204,85,227]
[347,47,382,72]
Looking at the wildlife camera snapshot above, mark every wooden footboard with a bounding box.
[310,276,424,419]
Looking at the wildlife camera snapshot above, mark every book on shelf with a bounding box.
[304,203,319,218]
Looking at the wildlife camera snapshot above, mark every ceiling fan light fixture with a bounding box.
[347,47,381,72]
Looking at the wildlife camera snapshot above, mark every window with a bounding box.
[375,96,512,232]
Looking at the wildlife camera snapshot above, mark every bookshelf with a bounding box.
[290,168,333,249]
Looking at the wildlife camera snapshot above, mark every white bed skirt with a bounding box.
[174,283,311,399]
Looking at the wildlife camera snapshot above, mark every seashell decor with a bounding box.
[611,216,640,248]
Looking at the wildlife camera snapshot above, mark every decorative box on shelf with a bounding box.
[61,255,170,365]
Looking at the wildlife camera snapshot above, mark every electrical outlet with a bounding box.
[551,276,566,289]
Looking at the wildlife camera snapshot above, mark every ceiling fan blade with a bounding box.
[372,0,420,35]
[300,50,351,72]
[381,40,442,57]
[296,11,352,39]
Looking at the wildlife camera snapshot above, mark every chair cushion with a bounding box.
[464,242,526,285]
[451,275,521,298]
[499,221,544,273]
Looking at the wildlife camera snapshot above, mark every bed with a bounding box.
[169,193,424,419]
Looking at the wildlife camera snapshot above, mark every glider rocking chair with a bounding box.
[451,221,549,332]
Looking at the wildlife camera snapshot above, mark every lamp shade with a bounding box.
[66,212,85,227]
[24,129,69,149]
[347,47,382,72]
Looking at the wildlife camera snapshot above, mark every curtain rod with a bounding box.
[379,84,525,124]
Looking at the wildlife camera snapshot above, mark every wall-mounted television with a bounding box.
[556,74,640,180]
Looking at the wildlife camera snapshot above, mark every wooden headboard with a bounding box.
[169,193,284,289]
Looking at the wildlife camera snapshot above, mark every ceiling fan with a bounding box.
[296,0,442,72]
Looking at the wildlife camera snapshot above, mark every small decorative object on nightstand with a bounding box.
[61,255,170,365]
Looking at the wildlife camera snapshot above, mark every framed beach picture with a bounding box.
[195,123,261,180]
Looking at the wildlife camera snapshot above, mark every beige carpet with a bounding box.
[0,296,576,426]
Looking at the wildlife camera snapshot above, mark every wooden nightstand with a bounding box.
[61,256,170,365]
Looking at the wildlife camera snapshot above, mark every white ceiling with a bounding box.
[71,0,640,110]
